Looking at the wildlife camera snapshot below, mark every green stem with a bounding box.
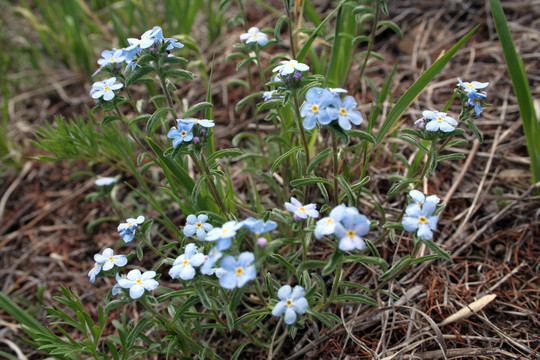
[158,75,178,119]
[325,254,344,307]
[292,90,311,167]
[355,1,380,93]
[190,152,229,217]
[331,131,339,206]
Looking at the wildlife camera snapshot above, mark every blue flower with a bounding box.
[335,95,363,130]
[300,87,339,130]
[272,59,309,76]
[458,78,489,93]
[467,90,487,116]
[242,217,277,235]
[271,285,308,324]
[218,252,257,289]
[314,204,346,239]
[88,263,102,283]
[94,248,127,271]
[240,27,269,46]
[285,197,319,220]
[177,118,215,128]
[183,214,213,241]
[117,269,159,299]
[126,27,160,51]
[97,48,126,67]
[112,274,122,295]
[200,246,223,275]
[169,243,205,280]
[167,123,194,147]
[407,190,440,211]
[91,77,123,101]
[205,220,244,250]
[402,201,439,240]
[334,210,370,251]
[117,215,145,243]
[152,26,184,50]
[422,110,457,132]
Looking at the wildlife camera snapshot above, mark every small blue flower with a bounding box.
[91,77,123,101]
[272,59,309,76]
[177,118,215,128]
[240,27,269,46]
[272,285,308,324]
[423,110,458,133]
[118,269,159,299]
[152,26,184,50]
[299,87,339,130]
[402,201,439,240]
[183,214,213,241]
[88,263,102,283]
[94,248,128,271]
[334,210,370,252]
[97,48,126,67]
[200,246,223,275]
[242,217,277,235]
[314,204,346,239]
[167,123,194,147]
[117,216,145,243]
[285,197,319,220]
[126,27,160,51]
[467,90,487,116]
[336,95,363,130]
[169,243,205,280]
[112,273,122,295]
[205,220,244,250]
[407,190,440,210]
[458,78,489,93]
[219,252,257,289]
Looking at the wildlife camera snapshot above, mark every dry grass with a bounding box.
[1,0,540,358]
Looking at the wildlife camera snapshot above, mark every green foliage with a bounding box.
[489,0,540,185]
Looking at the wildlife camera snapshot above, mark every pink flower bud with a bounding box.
[256,237,267,247]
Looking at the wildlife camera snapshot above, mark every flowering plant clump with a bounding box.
[26,3,494,358]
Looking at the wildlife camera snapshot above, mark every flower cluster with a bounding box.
[458,78,489,116]
[402,190,440,240]
[300,87,363,130]
[167,118,215,147]
[315,204,371,252]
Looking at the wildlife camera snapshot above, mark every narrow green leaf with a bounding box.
[421,239,452,262]
[307,148,332,173]
[207,148,243,163]
[235,91,263,112]
[290,176,333,187]
[146,107,174,134]
[399,134,429,153]
[333,293,377,306]
[375,26,479,145]
[271,146,302,173]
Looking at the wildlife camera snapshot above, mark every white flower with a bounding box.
[284,197,319,219]
[93,248,127,271]
[118,269,159,299]
[240,27,269,46]
[169,243,205,280]
[272,59,309,76]
[94,177,116,187]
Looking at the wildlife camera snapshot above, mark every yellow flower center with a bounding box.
[339,107,348,116]
[326,218,333,224]
[196,222,203,228]
[286,299,294,307]
[108,256,114,261]
[467,84,474,88]
[436,116,444,122]
[182,259,190,266]
[311,104,319,113]
[180,130,187,137]
[253,33,258,38]
[104,86,110,91]
[298,207,306,212]
[235,267,244,276]
[109,57,115,62]
[127,222,134,226]
[418,216,428,224]
[136,279,143,284]
[347,229,355,238]
[221,228,230,234]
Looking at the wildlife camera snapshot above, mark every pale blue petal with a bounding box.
[272,301,286,316]
[284,308,297,324]
[292,297,308,314]
[129,285,145,299]
[277,285,292,300]
[219,272,237,289]
[402,217,419,231]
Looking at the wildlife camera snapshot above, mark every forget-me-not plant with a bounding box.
[299,87,339,130]
[167,123,194,147]
[285,197,319,220]
[240,27,269,46]
[422,110,458,132]
[205,220,244,250]
[117,215,145,243]
[94,248,127,271]
[402,199,439,240]
[91,77,123,101]
[272,59,309,76]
